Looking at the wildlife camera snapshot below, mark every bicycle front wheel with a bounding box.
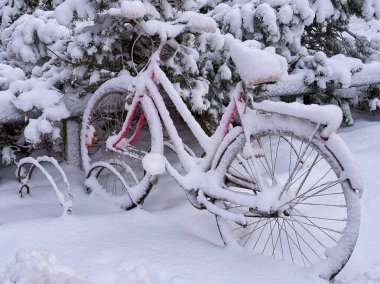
[213,115,360,280]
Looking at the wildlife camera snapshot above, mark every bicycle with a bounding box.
[80,17,362,280]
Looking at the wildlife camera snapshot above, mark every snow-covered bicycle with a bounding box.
[81,15,362,280]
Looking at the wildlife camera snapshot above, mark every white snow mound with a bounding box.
[0,250,90,284]
[121,1,147,19]
[230,43,288,86]
[142,153,166,175]
[179,11,217,33]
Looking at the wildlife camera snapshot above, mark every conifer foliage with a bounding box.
[0,0,379,161]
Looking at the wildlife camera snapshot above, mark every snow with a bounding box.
[17,156,73,215]
[142,153,166,175]
[230,43,288,87]
[256,3,280,41]
[369,98,380,111]
[54,0,95,26]
[37,118,53,134]
[349,16,380,41]
[278,5,293,24]
[0,249,88,283]
[1,113,380,283]
[326,134,364,195]
[120,1,146,20]
[0,64,25,88]
[84,161,134,206]
[312,0,335,23]
[178,11,217,33]
[143,20,185,40]
[252,100,343,137]
[328,55,363,88]
[0,114,378,283]
[1,2,380,280]
[1,146,15,165]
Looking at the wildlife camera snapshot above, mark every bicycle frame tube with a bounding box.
[111,55,241,173]
[146,65,241,172]
[127,111,145,145]
[112,70,156,148]
[152,66,238,151]
[112,94,143,148]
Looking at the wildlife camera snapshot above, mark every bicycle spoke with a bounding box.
[291,218,343,236]
[256,138,274,180]
[225,173,258,192]
[229,165,253,183]
[286,219,312,265]
[279,177,341,210]
[291,147,316,181]
[288,137,293,178]
[252,219,273,251]
[233,218,262,232]
[272,218,282,258]
[242,218,262,247]
[282,219,294,264]
[292,209,341,243]
[269,134,274,179]
[311,192,343,197]
[217,127,358,275]
[295,202,346,208]
[281,125,319,196]
[291,214,346,222]
[286,216,328,249]
[261,219,276,255]
[295,180,341,204]
[294,154,321,196]
[272,136,281,184]
[285,218,322,260]
[288,154,323,189]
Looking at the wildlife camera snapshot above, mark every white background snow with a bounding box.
[1,11,380,284]
[0,112,380,284]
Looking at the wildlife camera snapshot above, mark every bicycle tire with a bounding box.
[213,114,360,280]
[85,161,137,210]
[81,88,163,205]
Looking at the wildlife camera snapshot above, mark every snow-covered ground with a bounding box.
[0,113,380,284]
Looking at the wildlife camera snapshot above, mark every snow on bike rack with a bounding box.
[16,156,73,215]
[84,160,137,210]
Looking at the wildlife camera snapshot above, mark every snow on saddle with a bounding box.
[230,43,288,87]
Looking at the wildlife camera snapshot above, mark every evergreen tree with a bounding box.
[0,0,379,162]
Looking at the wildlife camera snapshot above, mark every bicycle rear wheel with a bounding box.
[213,115,360,280]
[81,90,163,205]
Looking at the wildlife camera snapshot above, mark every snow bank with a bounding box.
[336,271,380,284]
[114,265,153,284]
[0,250,89,284]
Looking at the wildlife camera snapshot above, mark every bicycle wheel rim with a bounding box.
[81,91,163,203]
[215,122,360,279]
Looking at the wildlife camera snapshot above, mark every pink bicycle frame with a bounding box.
[112,70,238,151]
[112,72,155,148]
